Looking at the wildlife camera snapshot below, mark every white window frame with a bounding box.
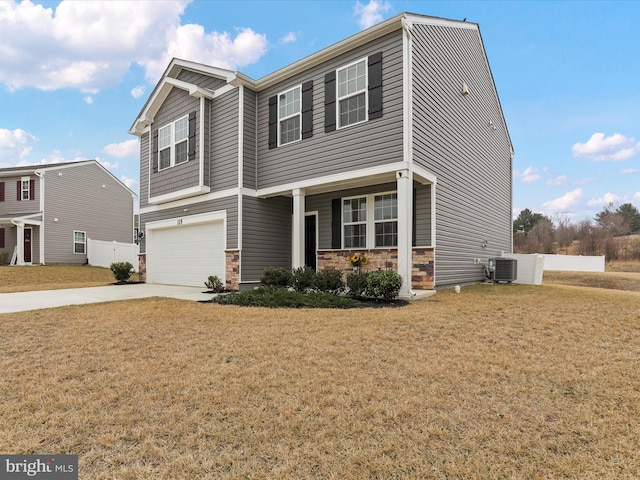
[21,176,30,201]
[73,230,86,255]
[342,196,367,249]
[157,114,189,171]
[278,85,302,146]
[342,191,398,249]
[336,57,368,129]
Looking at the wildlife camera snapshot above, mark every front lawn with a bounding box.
[1,283,639,478]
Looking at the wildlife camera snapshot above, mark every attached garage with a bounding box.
[145,212,226,287]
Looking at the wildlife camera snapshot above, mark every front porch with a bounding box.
[0,213,42,265]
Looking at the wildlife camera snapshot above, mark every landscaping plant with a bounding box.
[204,275,225,293]
[291,266,316,292]
[260,266,292,288]
[313,268,344,295]
[366,269,403,302]
[110,261,134,283]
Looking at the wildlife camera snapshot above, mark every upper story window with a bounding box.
[22,178,30,200]
[343,192,398,249]
[279,86,301,146]
[158,115,189,171]
[337,59,367,128]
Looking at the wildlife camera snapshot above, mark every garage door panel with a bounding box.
[149,221,225,287]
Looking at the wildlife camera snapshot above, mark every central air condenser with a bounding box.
[488,258,517,283]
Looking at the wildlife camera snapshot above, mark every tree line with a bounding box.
[513,203,640,260]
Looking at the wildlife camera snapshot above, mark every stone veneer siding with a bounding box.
[138,253,146,282]
[317,248,435,290]
[225,250,240,291]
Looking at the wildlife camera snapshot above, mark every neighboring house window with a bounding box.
[278,86,301,146]
[73,231,86,254]
[17,177,34,201]
[342,192,398,248]
[337,59,367,128]
[157,115,189,171]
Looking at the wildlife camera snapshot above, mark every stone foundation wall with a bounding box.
[317,248,434,290]
[138,253,146,282]
[225,250,240,291]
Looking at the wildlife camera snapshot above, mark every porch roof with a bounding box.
[0,212,42,225]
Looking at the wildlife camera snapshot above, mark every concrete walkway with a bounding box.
[0,284,215,314]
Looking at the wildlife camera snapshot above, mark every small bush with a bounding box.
[214,285,359,308]
[346,271,369,299]
[291,266,316,292]
[110,262,134,283]
[204,275,224,293]
[366,269,403,302]
[0,251,10,265]
[261,266,292,288]
[314,268,344,295]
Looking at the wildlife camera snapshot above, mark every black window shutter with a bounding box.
[324,71,336,133]
[368,52,383,120]
[301,80,313,139]
[30,179,35,200]
[16,181,21,201]
[0,227,4,249]
[412,187,417,247]
[331,198,342,249]
[268,95,278,149]
[0,182,4,202]
[188,111,196,160]
[152,130,158,173]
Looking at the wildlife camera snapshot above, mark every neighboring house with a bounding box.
[130,12,513,295]
[0,160,136,265]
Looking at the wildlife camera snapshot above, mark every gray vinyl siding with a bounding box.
[243,89,257,190]
[44,163,134,264]
[149,88,200,198]
[177,70,227,91]
[256,30,404,190]
[414,183,432,246]
[411,23,513,286]
[139,196,238,254]
[139,131,150,208]
[241,195,292,281]
[210,88,239,191]
[0,176,39,215]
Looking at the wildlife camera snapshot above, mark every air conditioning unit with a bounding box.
[488,258,517,283]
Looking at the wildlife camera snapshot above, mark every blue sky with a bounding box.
[1,0,638,221]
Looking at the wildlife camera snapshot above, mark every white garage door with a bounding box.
[148,221,225,287]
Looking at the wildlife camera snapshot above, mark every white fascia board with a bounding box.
[140,187,239,214]
[145,210,226,231]
[148,185,211,205]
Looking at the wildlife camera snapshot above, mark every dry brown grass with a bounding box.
[544,269,640,293]
[1,281,639,478]
[0,265,140,293]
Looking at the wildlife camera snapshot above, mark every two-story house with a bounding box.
[0,160,136,265]
[130,12,513,296]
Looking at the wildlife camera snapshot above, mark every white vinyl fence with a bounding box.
[87,239,139,272]
[501,253,605,285]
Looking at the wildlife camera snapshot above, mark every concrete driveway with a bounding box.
[0,284,215,314]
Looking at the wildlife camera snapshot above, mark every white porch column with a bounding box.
[396,169,413,297]
[15,222,25,265]
[292,188,306,269]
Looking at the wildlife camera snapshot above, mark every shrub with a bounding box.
[366,269,403,302]
[110,262,134,283]
[214,285,359,308]
[314,268,344,295]
[261,266,292,288]
[291,266,316,292]
[0,251,10,265]
[204,275,224,293]
[346,271,369,299]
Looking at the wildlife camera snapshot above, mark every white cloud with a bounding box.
[354,0,391,29]
[542,188,583,212]
[621,168,638,174]
[634,192,640,201]
[130,85,146,98]
[0,128,37,166]
[121,175,139,193]
[587,192,620,207]
[83,95,94,104]
[280,32,297,44]
[520,167,540,183]
[572,132,640,162]
[99,159,119,170]
[140,24,268,82]
[103,139,139,158]
[547,175,567,186]
[0,1,268,92]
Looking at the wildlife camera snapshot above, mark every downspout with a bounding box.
[34,169,45,264]
[401,15,416,297]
